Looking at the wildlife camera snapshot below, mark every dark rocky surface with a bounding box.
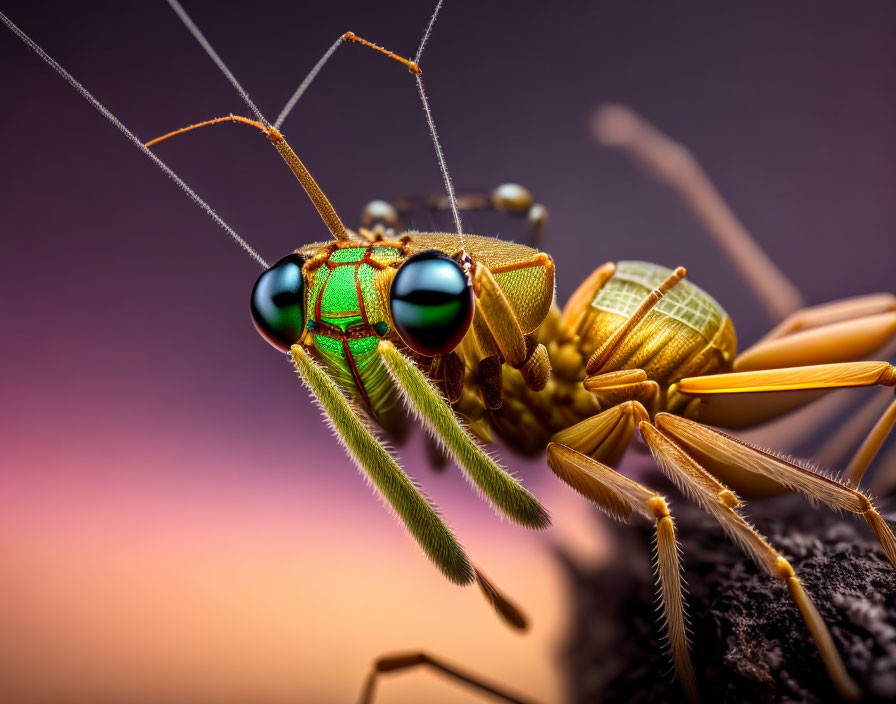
[558,487,896,703]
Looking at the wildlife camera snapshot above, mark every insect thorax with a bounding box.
[588,260,737,384]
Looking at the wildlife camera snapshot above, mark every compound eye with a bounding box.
[389,250,474,356]
[250,253,306,352]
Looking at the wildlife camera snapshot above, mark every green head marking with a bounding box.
[305,245,403,362]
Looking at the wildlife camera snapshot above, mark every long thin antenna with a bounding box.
[414,0,444,64]
[416,74,464,245]
[0,10,269,269]
[275,32,421,132]
[145,114,269,148]
[413,0,466,258]
[271,1,465,257]
[274,34,345,130]
[166,0,269,127]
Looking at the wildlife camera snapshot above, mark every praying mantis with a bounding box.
[4,2,896,702]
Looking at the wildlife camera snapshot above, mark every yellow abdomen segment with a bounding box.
[587,261,737,384]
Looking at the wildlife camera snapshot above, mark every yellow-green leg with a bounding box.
[378,341,550,530]
[290,344,473,584]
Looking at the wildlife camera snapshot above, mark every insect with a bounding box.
[355,107,896,701]
[5,2,896,702]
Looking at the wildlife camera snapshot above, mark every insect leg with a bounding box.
[546,443,698,704]
[592,104,804,323]
[735,298,896,371]
[472,311,508,411]
[639,421,862,702]
[358,650,540,704]
[378,341,550,530]
[653,412,896,567]
[752,293,896,346]
[583,369,661,410]
[675,360,896,428]
[815,386,896,469]
[379,183,549,245]
[472,262,529,368]
[470,261,553,397]
[842,393,896,487]
[290,345,473,584]
[472,566,528,631]
[551,395,649,468]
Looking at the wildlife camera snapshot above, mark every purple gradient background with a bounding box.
[1,1,895,702]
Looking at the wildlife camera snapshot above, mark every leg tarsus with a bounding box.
[474,566,528,631]
[546,443,699,702]
[639,420,861,700]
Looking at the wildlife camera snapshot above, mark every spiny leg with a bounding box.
[639,421,861,701]
[654,412,896,567]
[358,651,540,704]
[592,103,804,323]
[378,340,550,530]
[546,443,698,704]
[293,344,531,630]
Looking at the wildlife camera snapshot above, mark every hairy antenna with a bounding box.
[145,114,269,147]
[166,0,269,127]
[0,10,269,269]
[274,34,345,131]
[412,0,467,260]
[415,72,466,254]
[275,32,420,130]
[415,0,444,64]
[271,1,468,260]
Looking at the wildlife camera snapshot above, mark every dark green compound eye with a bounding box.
[250,253,306,352]
[389,250,474,356]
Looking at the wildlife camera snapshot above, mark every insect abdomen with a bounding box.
[587,261,737,384]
